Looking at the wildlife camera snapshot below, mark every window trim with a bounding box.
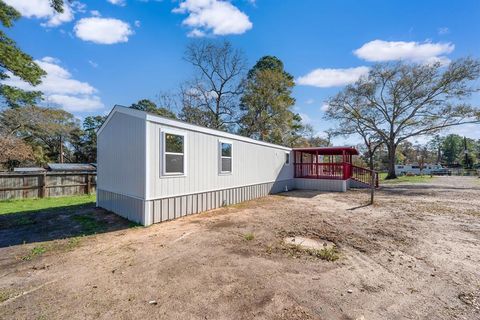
[218,139,233,175]
[285,151,291,165]
[161,128,187,177]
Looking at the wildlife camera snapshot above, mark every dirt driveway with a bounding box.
[1,176,479,320]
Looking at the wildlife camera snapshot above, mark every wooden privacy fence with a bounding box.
[0,172,96,200]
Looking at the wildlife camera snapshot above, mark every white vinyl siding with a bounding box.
[97,112,146,198]
[147,121,293,200]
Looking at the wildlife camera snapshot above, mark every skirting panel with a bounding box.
[97,189,146,225]
[145,179,294,225]
[348,179,371,189]
[294,178,347,192]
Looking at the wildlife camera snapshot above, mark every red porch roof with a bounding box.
[292,147,359,156]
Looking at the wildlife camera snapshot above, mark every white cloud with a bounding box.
[2,57,104,112]
[187,28,206,38]
[305,98,314,105]
[299,113,311,124]
[47,95,104,112]
[74,17,133,44]
[4,0,53,18]
[173,0,252,36]
[72,1,86,13]
[354,40,454,64]
[321,103,330,112]
[4,0,88,27]
[296,66,369,88]
[41,3,73,27]
[134,20,141,27]
[88,60,99,68]
[107,0,126,6]
[90,10,101,17]
[438,27,450,35]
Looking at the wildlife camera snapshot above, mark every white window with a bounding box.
[162,130,186,176]
[219,141,232,173]
[285,152,290,165]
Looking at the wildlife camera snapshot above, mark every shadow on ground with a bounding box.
[276,190,328,199]
[0,202,135,248]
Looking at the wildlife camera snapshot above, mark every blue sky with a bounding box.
[3,0,480,143]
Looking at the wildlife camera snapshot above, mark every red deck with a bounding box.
[293,147,378,187]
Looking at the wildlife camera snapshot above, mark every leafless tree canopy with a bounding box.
[325,58,480,178]
[180,40,246,130]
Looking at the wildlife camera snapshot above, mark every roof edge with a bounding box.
[99,105,292,151]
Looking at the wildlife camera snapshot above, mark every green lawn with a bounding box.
[0,194,96,215]
[379,172,435,184]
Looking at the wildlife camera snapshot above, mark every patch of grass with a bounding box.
[0,194,96,215]
[243,232,255,241]
[72,213,106,235]
[22,245,47,261]
[21,237,83,261]
[284,244,340,261]
[306,247,340,261]
[0,289,11,303]
[66,237,81,250]
[379,172,435,184]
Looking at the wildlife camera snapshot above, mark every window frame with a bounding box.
[285,151,291,165]
[218,139,233,175]
[161,128,187,177]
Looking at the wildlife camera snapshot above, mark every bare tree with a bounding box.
[156,91,179,114]
[180,40,246,130]
[325,58,480,179]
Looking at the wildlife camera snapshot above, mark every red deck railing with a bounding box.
[351,165,379,187]
[294,162,378,187]
[294,163,347,180]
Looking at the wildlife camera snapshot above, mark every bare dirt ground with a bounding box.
[1,176,479,320]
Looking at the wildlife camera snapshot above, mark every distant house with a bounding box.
[13,167,46,173]
[47,163,96,172]
[12,164,96,173]
[97,106,376,226]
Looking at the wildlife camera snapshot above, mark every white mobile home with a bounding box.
[97,106,376,226]
[395,164,444,175]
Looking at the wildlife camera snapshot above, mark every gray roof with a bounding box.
[13,167,46,172]
[47,163,96,171]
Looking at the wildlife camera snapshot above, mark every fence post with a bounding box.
[39,173,47,198]
[22,175,28,199]
[85,174,91,195]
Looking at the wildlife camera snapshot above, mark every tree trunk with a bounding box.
[386,143,397,179]
[368,150,375,204]
[370,171,375,204]
[368,151,374,170]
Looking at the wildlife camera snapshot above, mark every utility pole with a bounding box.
[464,136,471,169]
[59,136,64,163]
